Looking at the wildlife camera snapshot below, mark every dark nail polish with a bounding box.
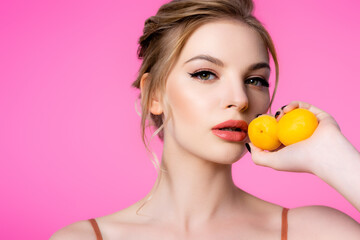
[245,143,251,153]
[256,114,262,117]
[275,111,280,118]
[281,105,287,110]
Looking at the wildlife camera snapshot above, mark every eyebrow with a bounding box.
[184,54,271,71]
[184,54,225,67]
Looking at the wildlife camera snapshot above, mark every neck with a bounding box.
[139,139,243,231]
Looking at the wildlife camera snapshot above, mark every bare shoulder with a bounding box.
[288,205,360,240]
[49,219,97,240]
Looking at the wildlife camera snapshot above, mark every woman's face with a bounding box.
[161,19,270,164]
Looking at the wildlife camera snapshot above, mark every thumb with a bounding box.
[247,142,285,171]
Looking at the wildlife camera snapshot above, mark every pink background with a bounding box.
[1,0,359,239]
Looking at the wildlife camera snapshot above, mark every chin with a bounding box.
[204,147,247,165]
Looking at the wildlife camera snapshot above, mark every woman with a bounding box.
[51,0,360,239]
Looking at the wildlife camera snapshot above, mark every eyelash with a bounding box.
[188,70,270,88]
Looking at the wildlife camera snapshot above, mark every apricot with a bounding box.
[248,115,281,151]
[277,108,318,146]
[248,109,318,150]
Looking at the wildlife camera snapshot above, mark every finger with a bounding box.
[278,101,336,125]
[283,101,324,117]
[273,103,298,121]
[247,142,283,171]
[274,104,288,121]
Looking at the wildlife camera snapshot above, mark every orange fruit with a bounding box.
[248,108,319,151]
[277,108,318,146]
[248,115,281,151]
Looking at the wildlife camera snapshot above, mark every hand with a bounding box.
[248,101,347,174]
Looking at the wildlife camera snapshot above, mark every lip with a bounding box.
[211,120,248,142]
[212,120,248,132]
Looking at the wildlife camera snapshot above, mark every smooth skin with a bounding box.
[50,20,360,240]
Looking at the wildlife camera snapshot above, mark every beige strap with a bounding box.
[281,208,289,240]
[89,218,103,240]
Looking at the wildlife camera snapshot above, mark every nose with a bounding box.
[224,80,249,112]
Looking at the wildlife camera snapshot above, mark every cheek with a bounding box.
[165,77,216,130]
[248,89,270,113]
[166,84,202,125]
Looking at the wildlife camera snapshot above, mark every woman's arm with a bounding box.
[248,101,360,238]
[312,130,360,212]
[248,101,360,211]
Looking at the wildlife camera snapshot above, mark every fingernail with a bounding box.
[281,105,287,110]
[245,143,251,153]
[256,114,262,117]
[275,111,280,118]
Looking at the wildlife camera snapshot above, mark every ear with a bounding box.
[140,73,163,115]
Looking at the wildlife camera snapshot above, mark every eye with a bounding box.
[245,77,269,88]
[189,70,217,81]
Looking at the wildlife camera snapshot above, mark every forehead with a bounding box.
[178,19,269,66]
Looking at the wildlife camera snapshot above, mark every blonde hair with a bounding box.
[132,0,279,161]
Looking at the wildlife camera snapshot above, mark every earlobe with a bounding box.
[150,101,163,115]
[140,73,163,115]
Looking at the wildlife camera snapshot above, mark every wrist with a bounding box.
[311,131,360,179]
